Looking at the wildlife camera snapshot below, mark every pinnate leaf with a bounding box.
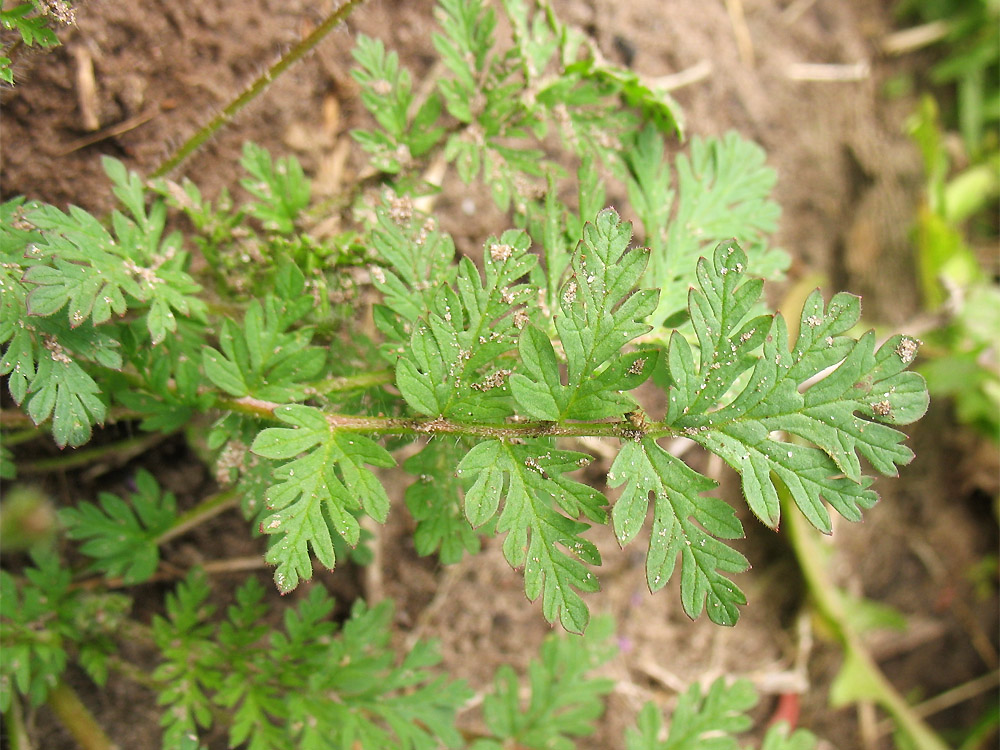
[26,348,106,448]
[394,229,535,419]
[625,130,786,329]
[404,441,482,564]
[477,615,616,749]
[370,203,458,349]
[624,677,816,750]
[202,295,325,402]
[24,163,205,344]
[239,142,310,234]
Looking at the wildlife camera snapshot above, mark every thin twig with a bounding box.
[6,695,35,750]
[0,406,145,430]
[71,44,100,131]
[75,556,268,591]
[155,487,241,546]
[55,106,160,156]
[200,556,270,575]
[786,61,870,82]
[724,0,755,67]
[1,428,43,447]
[15,431,170,475]
[874,670,1000,738]
[881,21,953,56]
[649,60,713,92]
[46,680,119,750]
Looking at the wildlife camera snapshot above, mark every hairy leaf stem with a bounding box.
[154,486,240,546]
[46,680,117,750]
[15,431,171,474]
[223,395,682,441]
[150,0,369,178]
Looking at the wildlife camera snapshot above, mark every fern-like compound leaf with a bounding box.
[625,129,786,329]
[371,204,458,352]
[239,143,311,234]
[200,295,325,402]
[250,405,395,593]
[24,159,205,344]
[475,615,616,749]
[625,677,817,750]
[0,550,72,712]
[433,0,497,124]
[404,441,482,564]
[351,36,444,171]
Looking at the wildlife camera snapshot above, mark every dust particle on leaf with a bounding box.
[489,243,513,262]
[895,337,920,364]
[871,399,893,417]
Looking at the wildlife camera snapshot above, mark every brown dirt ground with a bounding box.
[2,0,998,749]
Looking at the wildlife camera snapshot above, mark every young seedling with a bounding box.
[0,0,934,747]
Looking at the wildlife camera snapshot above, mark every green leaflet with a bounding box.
[609,438,748,626]
[664,241,928,534]
[0,2,60,55]
[351,35,444,171]
[370,203,458,353]
[24,158,205,344]
[607,240,926,627]
[404,440,483,564]
[0,548,127,713]
[200,295,326,403]
[60,469,178,584]
[22,341,107,448]
[153,572,470,749]
[0,163,205,447]
[393,229,536,419]
[250,405,395,593]
[457,438,604,633]
[434,0,497,124]
[510,207,658,421]
[0,550,72,712]
[239,143,311,234]
[624,128,787,330]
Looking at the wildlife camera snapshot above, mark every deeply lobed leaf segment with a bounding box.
[251,405,394,593]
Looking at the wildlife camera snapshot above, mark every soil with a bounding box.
[2,1,998,749]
